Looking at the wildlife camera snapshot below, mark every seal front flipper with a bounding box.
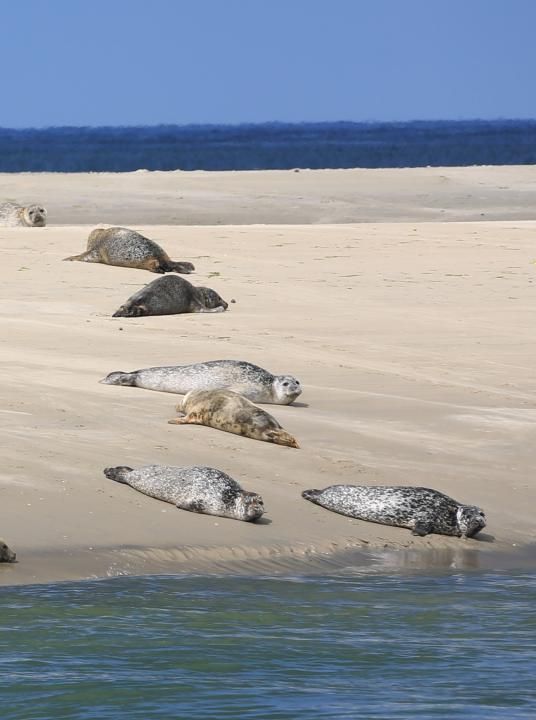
[193,305,227,314]
[411,520,434,537]
[176,499,206,513]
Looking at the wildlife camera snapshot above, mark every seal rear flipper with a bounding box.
[99,371,138,386]
[165,260,195,274]
[112,304,148,318]
[302,489,322,503]
[104,466,134,483]
[63,249,100,262]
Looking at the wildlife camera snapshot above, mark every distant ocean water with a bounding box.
[2,572,536,719]
[1,120,536,172]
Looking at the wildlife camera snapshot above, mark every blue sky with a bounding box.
[2,0,535,127]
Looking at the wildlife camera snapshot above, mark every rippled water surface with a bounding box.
[2,120,536,171]
[1,572,535,719]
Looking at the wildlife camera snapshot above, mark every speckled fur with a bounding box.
[0,538,17,562]
[63,226,194,273]
[0,202,47,227]
[104,465,264,521]
[302,485,486,538]
[168,389,300,448]
[100,360,302,405]
[111,275,228,317]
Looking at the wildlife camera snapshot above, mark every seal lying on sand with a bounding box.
[63,226,194,274]
[0,202,47,227]
[112,275,228,317]
[100,360,302,405]
[302,485,486,538]
[168,389,300,448]
[0,539,17,562]
[104,465,265,522]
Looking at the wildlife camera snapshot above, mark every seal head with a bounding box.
[0,539,17,563]
[272,375,302,404]
[456,505,487,539]
[23,205,47,227]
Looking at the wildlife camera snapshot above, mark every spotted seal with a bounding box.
[111,275,228,317]
[0,202,47,227]
[63,226,194,274]
[104,465,265,522]
[302,485,486,538]
[168,389,300,448]
[100,360,301,405]
[0,539,16,563]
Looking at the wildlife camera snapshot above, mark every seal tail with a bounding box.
[164,260,195,274]
[99,371,137,386]
[104,466,134,483]
[266,429,300,448]
[302,489,322,503]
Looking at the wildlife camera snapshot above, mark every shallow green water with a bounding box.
[1,572,535,719]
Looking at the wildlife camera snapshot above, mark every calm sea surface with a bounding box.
[1,572,535,719]
[1,120,536,172]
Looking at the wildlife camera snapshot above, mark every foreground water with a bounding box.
[1,572,535,719]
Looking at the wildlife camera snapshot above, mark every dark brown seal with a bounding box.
[112,275,228,317]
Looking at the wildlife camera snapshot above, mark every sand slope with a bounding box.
[1,218,535,584]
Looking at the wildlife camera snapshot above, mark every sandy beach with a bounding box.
[1,167,535,585]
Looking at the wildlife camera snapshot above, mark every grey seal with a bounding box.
[0,539,17,563]
[168,389,300,447]
[63,226,194,274]
[111,275,228,317]
[0,202,47,227]
[302,485,486,538]
[100,360,301,405]
[104,465,265,522]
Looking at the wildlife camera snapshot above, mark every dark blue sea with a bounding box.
[2,572,536,719]
[1,120,536,172]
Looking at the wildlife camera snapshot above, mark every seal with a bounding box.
[104,464,265,522]
[100,360,302,405]
[168,389,300,448]
[302,485,486,538]
[0,538,16,563]
[111,275,228,317]
[63,226,194,274]
[0,202,47,227]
